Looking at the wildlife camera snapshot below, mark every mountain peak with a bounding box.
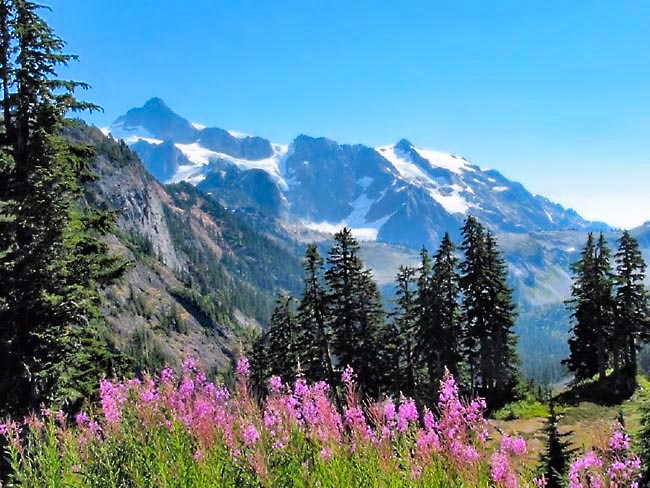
[142,97,172,111]
[112,98,198,143]
[394,138,415,152]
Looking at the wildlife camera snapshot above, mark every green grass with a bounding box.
[493,396,550,421]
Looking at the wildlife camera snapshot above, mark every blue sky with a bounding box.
[47,0,650,228]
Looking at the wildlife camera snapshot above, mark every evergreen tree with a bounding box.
[459,217,519,407]
[386,265,418,398]
[249,331,270,396]
[295,244,336,386]
[325,227,385,397]
[0,0,127,415]
[594,233,616,380]
[263,293,300,383]
[459,216,489,394]
[417,233,462,399]
[564,233,615,382]
[538,403,575,488]
[613,230,649,378]
[564,233,600,382]
[482,231,520,405]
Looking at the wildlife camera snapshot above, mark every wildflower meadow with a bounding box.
[0,358,643,487]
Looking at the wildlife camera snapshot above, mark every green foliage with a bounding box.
[493,395,550,421]
[417,233,463,403]
[163,183,303,327]
[325,228,386,398]
[127,325,168,374]
[0,413,502,488]
[385,264,419,399]
[638,391,650,485]
[257,220,522,410]
[565,231,649,389]
[459,217,520,409]
[0,0,128,416]
[536,403,576,488]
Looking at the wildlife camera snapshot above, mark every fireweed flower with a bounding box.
[182,357,199,374]
[567,427,642,488]
[241,424,260,447]
[533,474,548,487]
[268,375,283,393]
[609,428,631,451]
[75,411,90,426]
[384,400,396,422]
[4,359,581,485]
[236,357,250,377]
[99,379,128,425]
[341,365,354,385]
[500,435,527,456]
[491,451,518,488]
[490,435,528,488]
[397,397,418,433]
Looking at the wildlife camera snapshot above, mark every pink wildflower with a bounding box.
[383,400,396,422]
[609,428,631,451]
[533,475,548,487]
[397,397,418,433]
[268,375,283,393]
[491,451,518,488]
[75,412,91,437]
[242,424,260,446]
[236,357,250,377]
[341,365,354,385]
[320,448,332,461]
[501,435,527,456]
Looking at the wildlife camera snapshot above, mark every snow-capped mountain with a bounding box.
[108,98,608,250]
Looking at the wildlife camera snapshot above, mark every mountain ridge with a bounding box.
[108,98,609,252]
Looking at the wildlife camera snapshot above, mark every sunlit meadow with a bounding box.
[0,358,642,487]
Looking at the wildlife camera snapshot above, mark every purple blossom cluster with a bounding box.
[0,359,644,487]
[567,428,642,488]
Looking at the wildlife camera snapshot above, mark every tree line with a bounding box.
[564,230,649,391]
[253,216,521,410]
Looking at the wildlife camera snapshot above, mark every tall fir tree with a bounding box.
[564,233,615,383]
[386,265,419,399]
[0,0,127,415]
[325,227,385,397]
[263,293,300,383]
[459,216,489,395]
[481,231,520,405]
[295,244,336,386]
[417,233,462,400]
[594,233,616,380]
[564,233,600,382]
[613,230,649,378]
[459,217,519,407]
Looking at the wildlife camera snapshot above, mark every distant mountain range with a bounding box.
[108,98,609,251]
[105,97,649,384]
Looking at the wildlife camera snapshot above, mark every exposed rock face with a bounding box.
[70,123,303,373]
